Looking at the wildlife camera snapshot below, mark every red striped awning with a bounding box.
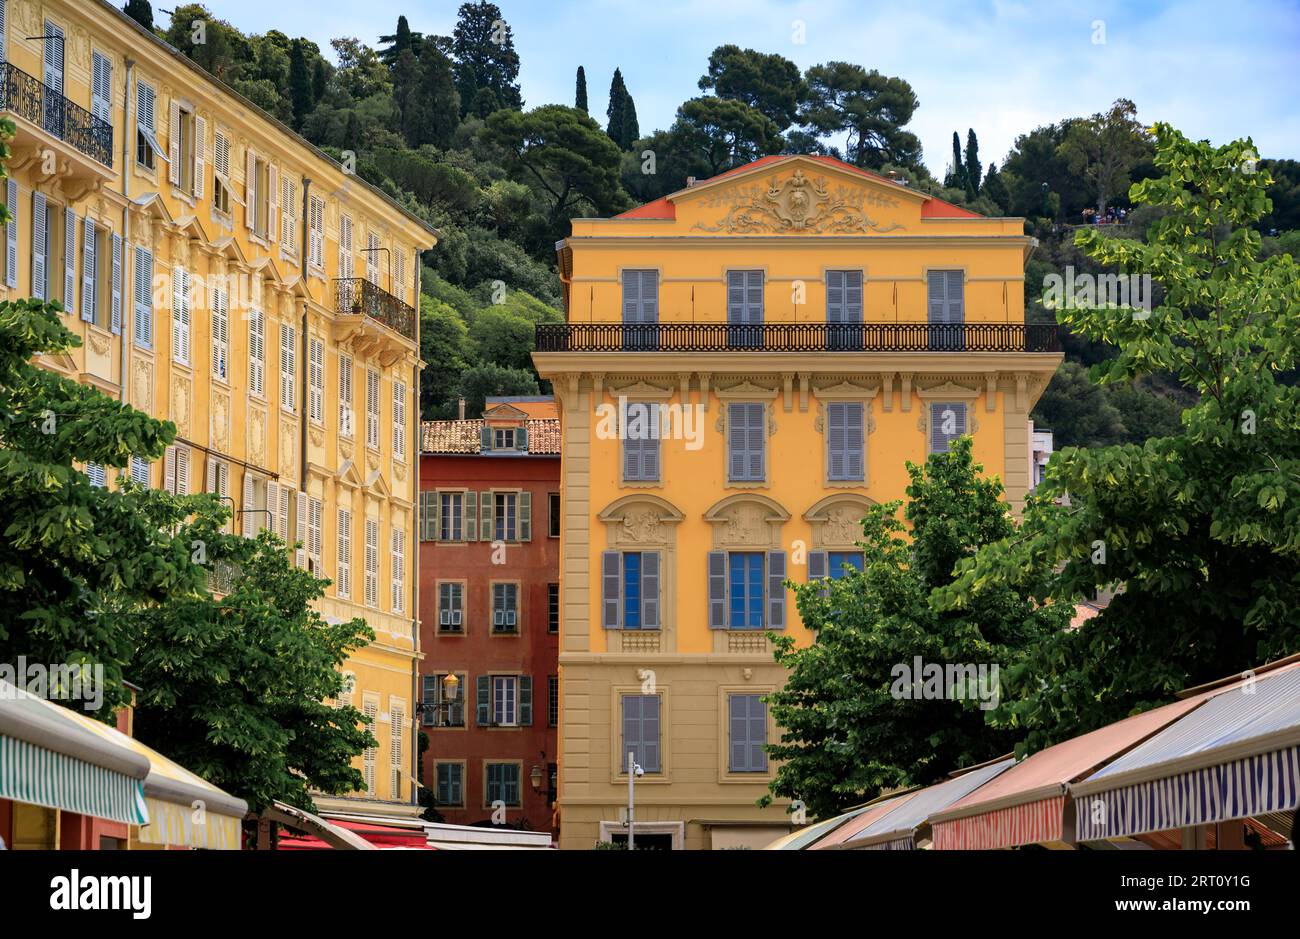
[931,794,1065,850]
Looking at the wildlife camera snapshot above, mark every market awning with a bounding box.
[762,808,871,850]
[808,790,921,850]
[56,706,248,850]
[0,680,149,826]
[846,758,1015,850]
[1072,666,1300,842]
[263,801,377,850]
[930,696,1206,850]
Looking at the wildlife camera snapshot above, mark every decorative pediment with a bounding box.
[607,379,674,401]
[483,403,529,422]
[714,379,779,400]
[691,165,908,235]
[335,457,366,489]
[704,494,790,548]
[364,469,391,497]
[205,234,252,269]
[812,379,879,400]
[804,493,877,548]
[916,380,980,401]
[598,494,685,547]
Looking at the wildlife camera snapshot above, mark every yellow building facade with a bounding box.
[1,0,437,808]
[534,154,1061,849]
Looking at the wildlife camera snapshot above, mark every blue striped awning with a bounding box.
[1073,665,1300,841]
[848,757,1015,849]
[0,733,149,826]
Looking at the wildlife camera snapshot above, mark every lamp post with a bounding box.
[626,750,643,850]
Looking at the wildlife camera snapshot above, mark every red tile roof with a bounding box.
[421,419,560,455]
[611,154,985,221]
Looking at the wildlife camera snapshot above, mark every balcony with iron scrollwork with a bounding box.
[534,321,1061,355]
[0,61,114,193]
[332,277,418,364]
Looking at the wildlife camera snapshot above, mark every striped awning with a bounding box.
[0,734,149,825]
[847,758,1014,849]
[1072,667,1300,841]
[932,794,1067,851]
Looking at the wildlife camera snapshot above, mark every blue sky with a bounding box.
[197,0,1300,176]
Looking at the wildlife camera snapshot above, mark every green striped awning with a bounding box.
[0,733,149,825]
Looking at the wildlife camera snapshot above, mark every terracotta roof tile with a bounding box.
[421,419,560,455]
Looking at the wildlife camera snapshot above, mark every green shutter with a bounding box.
[519,491,531,541]
[480,426,492,451]
[519,675,533,726]
[476,675,490,726]
[480,491,493,541]
[516,426,529,451]
[431,491,442,541]
[465,490,477,541]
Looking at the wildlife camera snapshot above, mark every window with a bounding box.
[621,269,658,349]
[279,323,295,412]
[548,583,559,634]
[424,674,465,727]
[493,492,518,542]
[707,549,787,630]
[547,675,559,727]
[726,403,765,482]
[389,700,405,797]
[439,491,463,541]
[90,51,113,125]
[492,583,518,633]
[391,528,405,613]
[392,381,407,460]
[78,217,112,329]
[336,510,352,599]
[362,696,378,796]
[86,463,106,488]
[621,695,660,773]
[163,445,190,496]
[308,195,324,270]
[280,174,298,254]
[622,402,661,482]
[366,231,380,285]
[338,215,354,279]
[135,80,158,169]
[437,582,464,633]
[338,354,353,436]
[929,402,968,454]
[205,457,230,510]
[434,762,464,806]
[248,308,264,396]
[808,550,864,582]
[826,402,864,481]
[927,269,965,350]
[167,102,197,193]
[826,270,864,333]
[210,284,228,380]
[728,694,768,773]
[600,551,660,631]
[245,150,273,239]
[493,427,515,450]
[364,518,379,607]
[548,492,561,538]
[170,266,190,365]
[365,369,379,449]
[492,676,518,725]
[212,128,235,214]
[726,269,764,347]
[132,245,153,348]
[486,763,521,807]
[308,337,323,423]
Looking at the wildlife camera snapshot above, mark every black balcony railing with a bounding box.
[0,62,113,168]
[535,322,1060,354]
[334,278,417,342]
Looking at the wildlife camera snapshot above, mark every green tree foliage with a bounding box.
[0,299,198,715]
[130,529,377,813]
[575,66,589,113]
[123,0,153,30]
[939,126,1300,754]
[945,131,965,190]
[672,97,782,175]
[981,163,1009,214]
[1058,98,1152,217]
[288,39,315,128]
[698,45,805,132]
[762,439,1067,819]
[421,298,473,419]
[964,129,981,199]
[454,363,541,418]
[605,68,640,150]
[800,63,923,170]
[378,15,422,69]
[452,1,523,117]
[1258,158,1300,233]
[1000,121,1089,220]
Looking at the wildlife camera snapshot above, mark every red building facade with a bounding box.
[418,398,560,833]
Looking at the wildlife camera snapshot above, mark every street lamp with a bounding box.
[529,764,545,793]
[626,751,644,850]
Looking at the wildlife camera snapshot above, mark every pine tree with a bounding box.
[123,0,154,30]
[575,66,588,113]
[288,40,315,130]
[419,39,461,149]
[452,1,523,117]
[964,128,982,198]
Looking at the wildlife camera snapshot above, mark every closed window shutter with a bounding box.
[389,702,405,797]
[927,270,946,323]
[391,528,404,612]
[747,404,764,479]
[726,269,744,323]
[167,100,181,186]
[622,696,641,771]
[109,233,122,335]
[931,402,967,453]
[174,446,189,495]
[280,176,296,251]
[365,370,379,448]
[248,309,263,395]
[421,676,438,727]
[519,491,531,541]
[767,550,787,629]
[826,270,844,323]
[309,338,323,422]
[267,163,279,246]
[245,148,257,230]
[364,518,378,605]
[746,270,763,323]
[729,403,764,481]
[296,491,309,566]
[464,491,478,541]
[338,354,353,434]
[5,178,18,289]
[476,675,490,726]
[947,270,964,324]
[846,402,864,479]
[730,694,750,772]
[264,481,278,535]
[391,381,405,457]
[641,696,660,772]
[339,216,353,279]
[601,551,621,629]
[30,192,44,300]
[362,699,377,796]
[808,551,829,598]
[727,404,746,481]
[241,473,256,537]
[65,208,77,314]
[193,115,206,199]
[132,246,152,347]
[846,270,863,320]
[91,52,112,124]
[280,323,295,410]
[707,550,727,628]
[84,217,98,322]
[171,266,189,364]
[641,270,658,322]
[621,268,640,323]
[827,402,846,479]
[337,509,351,598]
[211,288,227,378]
[478,491,492,542]
[519,676,533,726]
[641,551,660,629]
[309,498,323,571]
[163,446,177,494]
[366,232,380,284]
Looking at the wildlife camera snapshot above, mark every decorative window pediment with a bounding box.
[803,493,877,548]
[598,494,684,548]
[704,493,790,549]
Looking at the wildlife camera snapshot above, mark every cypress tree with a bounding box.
[342,111,362,153]
[288,40,315,129]
[123,0,154,30]
[948,131,965,191]
[964,128,981,197]
[606,68,628,148]
[620,89,639,148]
[575,66,588,113]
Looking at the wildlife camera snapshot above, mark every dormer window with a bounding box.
[494,428,516,450]
[478,404,532,453]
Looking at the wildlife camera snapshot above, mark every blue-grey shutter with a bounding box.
[641,551,660,629]
[476,675,490,726]
[808,551,828,580]
[640,270,658,323]
[927,270,947,323]
[601,550,621,629]
[5,179,17,289]
[931,402,967,453]
[745,404,765,480]
[31,192,46,301]
[621,695,641,771]
[827,403,847,479]
[623,432,641,481]
[749,696,768,771]
[826,270,844,323]
[421,675,439,726]
[726,270,745,324]
[708,550,727,628]
[622,269,640,323]
[767,550,787,629]
[516,426,528,451]
[727,404,747,481]
[745,270,763,324]
[946,270,964,324]
[480,426,492,451]
[729,694,748,771]
[641,695,660,772]
[81,217,95,322]
[133,246,152,347]
[109,233,122,335]
[845,270,863,321]
[519,675,533,726]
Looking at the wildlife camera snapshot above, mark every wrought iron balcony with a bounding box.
[534,322,1061,354]
[0,61,113,168]
[334,278,417,342]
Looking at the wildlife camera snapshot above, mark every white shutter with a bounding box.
[267,163,279,246]
[309,498,322,571]
[366,232,379,285]
[338,354,353,437]
[5,178,18,289]
[278,485,290,540]
[366,369,379,449]
[133,246,152,346]
[163,446,177,494]
[295,491,308,568]
[280,322,295,411]
[391,529,405,613]
[0,1,7,64]
[110,233,122,335]
[339,216,353,279]
[308,337,323,423]
[80,218,95,323]
[242,472,256,537]
[337,510,351,598]
[171,267,190,364]
[245,148,257,231]
[192,114,206,199]
[168,100,181,186]
[64,207,76,312]
[205,456,217,494]
[174,446,190,495]
[264,481,279,536]
[248,309,264,396]
[30,192,45,300]
[91,52,112,124]
[365,518,379,606]
[392,381,406,459]
[211,288,228,379]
